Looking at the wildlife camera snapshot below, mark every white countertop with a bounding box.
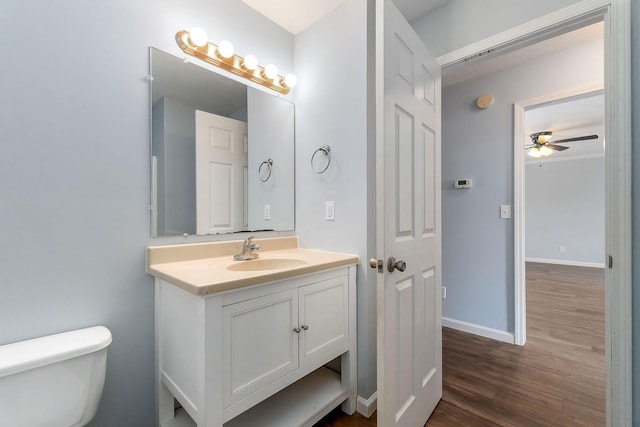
[147,237,358,295]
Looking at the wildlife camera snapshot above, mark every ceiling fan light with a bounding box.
[528,147,542,158]
[527,145,553,158]
[538,134,552,143]
[539,146,553,156]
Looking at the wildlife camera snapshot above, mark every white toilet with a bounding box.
[0,326,112,427]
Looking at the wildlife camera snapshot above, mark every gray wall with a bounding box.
[525,157,605,265]
[0,1,293,425]
[440,40,602,332]
[294,0,377,399]
[153,96,197,236]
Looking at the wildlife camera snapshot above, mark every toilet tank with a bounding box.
[0,326,112,427]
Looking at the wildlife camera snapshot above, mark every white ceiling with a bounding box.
[524,93,604,161]
[443,22,604,87]
[241,0,449,34]
[241,0,345,34]
[526,94,604,136]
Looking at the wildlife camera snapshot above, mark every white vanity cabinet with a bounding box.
[155,265,357,427]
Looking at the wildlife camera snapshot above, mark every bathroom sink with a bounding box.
[226,258,308,272]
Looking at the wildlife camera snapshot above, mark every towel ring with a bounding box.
[311,145,331,174]
[258,159,273,182]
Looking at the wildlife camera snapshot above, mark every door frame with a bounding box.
[436,0,631,425]
[513,82,605,346]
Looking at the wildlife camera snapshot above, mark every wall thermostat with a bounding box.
[455,178,472,189]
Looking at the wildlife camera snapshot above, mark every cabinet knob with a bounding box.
[293,327,301,333]
[301,325,309,330]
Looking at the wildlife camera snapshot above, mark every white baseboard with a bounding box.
[442,317,514,344]
[525,257,605,269]
[356,392,377,418]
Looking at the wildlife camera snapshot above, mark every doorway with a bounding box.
[523,88,606,421]
[520,86,605,338]
[439,2,631,425]
[522,90,605,273]
[515,81,606,344]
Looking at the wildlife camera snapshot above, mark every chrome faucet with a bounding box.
[234,237,260,261]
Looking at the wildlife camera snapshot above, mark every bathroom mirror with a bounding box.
[150,47,295,237]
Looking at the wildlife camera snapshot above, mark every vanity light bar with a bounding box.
[175,29,296,95]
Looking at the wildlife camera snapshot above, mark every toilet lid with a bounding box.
[0,326,112,377]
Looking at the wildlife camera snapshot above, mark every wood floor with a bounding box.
[315,262,605,427]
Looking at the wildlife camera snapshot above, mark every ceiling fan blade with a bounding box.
[552,134,598,144]
[547,144,570,151]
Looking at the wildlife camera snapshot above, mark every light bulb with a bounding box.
[264,64,278,80]
[217,40,235,59]
[283,73,297,88]
[528,148,542,158]
[539,145,553,156]
[538,134,552,143]
[527,145,553,158]
[243,54,258,70]
[189,27,208,47]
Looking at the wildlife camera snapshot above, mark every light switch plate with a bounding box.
[325,201,335,221]
[264,204,271,220]
[500,204,511,219]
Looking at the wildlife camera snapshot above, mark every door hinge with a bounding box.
[608,255,613,269]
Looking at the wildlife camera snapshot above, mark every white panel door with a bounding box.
[376,1,442,425]
[195,110,248,235]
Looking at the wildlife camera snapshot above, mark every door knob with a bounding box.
[387,257,406,272]
[370,258,383,273]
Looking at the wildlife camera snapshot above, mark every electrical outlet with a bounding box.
[559,246,566,253]
[442,286,447,299]
[264,204,271,220]
[325,201,335,221]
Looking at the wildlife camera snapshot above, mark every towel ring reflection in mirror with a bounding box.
[311,145,331,174]
[258,158,273,182]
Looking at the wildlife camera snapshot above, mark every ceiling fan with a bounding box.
[526,131,598,158]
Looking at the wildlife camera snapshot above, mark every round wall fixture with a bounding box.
[476,94,494,109]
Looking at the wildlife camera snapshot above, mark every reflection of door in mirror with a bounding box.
[196,111,248,235]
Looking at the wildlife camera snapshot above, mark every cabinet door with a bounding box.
[299,276,349,366]
[222,289,298,407]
